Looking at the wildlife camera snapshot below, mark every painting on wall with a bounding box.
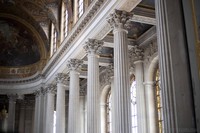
[0,18,40,67]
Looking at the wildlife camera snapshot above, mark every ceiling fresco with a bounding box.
[0,18,40,66]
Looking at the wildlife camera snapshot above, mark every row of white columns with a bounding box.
[33,9,146,133]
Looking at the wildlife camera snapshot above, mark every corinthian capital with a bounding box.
[56,73,68,83]
[129,45,144,61]
[66,59,83,71]
[107,9,133,30]
[46,84,56,94]
[83,39,103,54]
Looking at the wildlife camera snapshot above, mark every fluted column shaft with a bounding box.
[134,60,147,133]
[83,39,103,133]
[56,73,67,133]
[43,92,47,133]
[45,85,55,133]
[7,95,17,133]
[87,52,100,133]
[33,92,39,133]
[107,10,132,133]
[67,59,83,133]
[39,91,44,133]
[144,82,157,133]
[155,0,196,132]
[114,28,132,133]
[19,101,25,133]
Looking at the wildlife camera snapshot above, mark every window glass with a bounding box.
[78,0,84,17]
[155,69,163,133]
[130,81,137,133]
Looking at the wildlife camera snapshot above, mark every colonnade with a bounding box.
[5,1,197,132]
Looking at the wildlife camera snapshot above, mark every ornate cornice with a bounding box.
[107,9,133,30]
[83,39,104,54]
[43,0,107,76]
[66,59,83,71]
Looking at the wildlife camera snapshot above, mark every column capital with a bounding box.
[56,73,68,84]
[83,39,103,54]
[66,58,83,71]
[129,45,144,62]
[7,94,18,101]
[46,84,56,94]
[107,9,133,31]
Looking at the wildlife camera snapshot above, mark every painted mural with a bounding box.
[0,18,40,66]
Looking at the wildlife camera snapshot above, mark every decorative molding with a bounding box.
[43,0,107,77]
[83,39,104,54]
[107,9,133,30]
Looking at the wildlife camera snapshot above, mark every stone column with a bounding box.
[55,73,68,133]
[33,89,43,133]
[39,89,44,133]
[155,0,196,132]
[107,10,132,133]
[129,46,147,133]
[45,84,56,133]
[83,39,103,133]
[144,82,157,133]
[43,90,47,133]
[33,90,40,133]
[19,100,25,133]
[66,58,83,133]
[7,94,17,133]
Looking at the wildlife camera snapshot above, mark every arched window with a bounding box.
[64,8,68,37]
[106,78,138,133]
[130,80,137,133]
[155,68,163,133]
[106,90,112,133]
[50,23,57,56]
[78,0,84,17]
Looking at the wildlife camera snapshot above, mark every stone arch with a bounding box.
[147,55,159,82]
[100,84,111,133]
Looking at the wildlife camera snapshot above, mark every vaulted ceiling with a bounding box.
[0,0,63,79]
